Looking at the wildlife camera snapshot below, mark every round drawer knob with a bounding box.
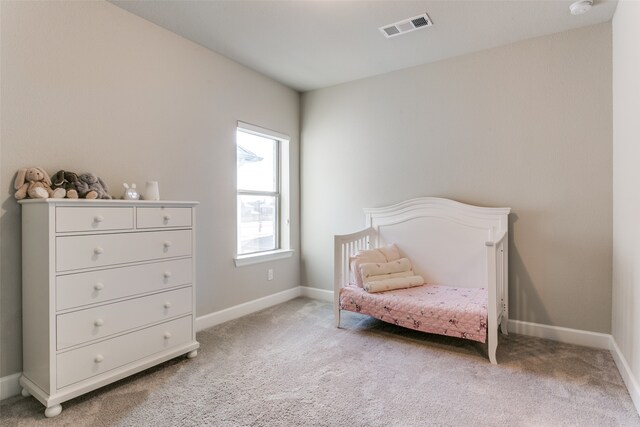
[94,318,104,327]
[164,302,172,309]
[163,271,172,279]
[94,215,104,223]
[163,214,172,221]
[94,354,104,363]
[94,247,104,255]
[94,282,104,291]
[163,241,172,248]
[164,332,172,340]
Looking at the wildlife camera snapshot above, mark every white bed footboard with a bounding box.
[486,230,509,364]
[334,197,510,364]
[334,227,377,327]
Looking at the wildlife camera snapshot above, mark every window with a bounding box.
[236,123,289,258]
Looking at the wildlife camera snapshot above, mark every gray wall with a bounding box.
[612,0,640,398]
[0,1,300,377]
[301,23,612,333]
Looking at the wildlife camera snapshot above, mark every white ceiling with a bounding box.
[111,0,618,92]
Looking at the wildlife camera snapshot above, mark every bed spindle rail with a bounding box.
[334,227,377,327]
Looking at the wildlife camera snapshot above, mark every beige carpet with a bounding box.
[1,297,638,426]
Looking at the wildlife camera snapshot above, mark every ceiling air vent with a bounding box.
[383,26,400,37]
[380,13,433,39]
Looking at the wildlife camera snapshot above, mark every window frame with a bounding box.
[235,122,292,265]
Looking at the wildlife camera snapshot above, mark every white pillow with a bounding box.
[349,248,386,287]
[377,244,401,262]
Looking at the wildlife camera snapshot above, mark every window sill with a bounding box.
[234,249,294,267]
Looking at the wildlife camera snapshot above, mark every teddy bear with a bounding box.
[51,170,80,199]
[14,167,66,200]
[77,173,112,199]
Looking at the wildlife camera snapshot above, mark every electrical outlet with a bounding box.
[268,269,274,281]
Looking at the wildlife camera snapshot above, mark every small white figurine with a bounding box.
[122,183,140,200]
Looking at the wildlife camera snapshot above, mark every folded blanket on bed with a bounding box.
[359,257,412,278]
[363,275,425,293]
[364,270,414,282]
[359,258,424,293]
[349,244,401,287]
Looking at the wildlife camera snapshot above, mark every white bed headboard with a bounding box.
[364,197,510,288]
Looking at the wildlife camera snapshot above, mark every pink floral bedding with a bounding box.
[339,284,488,343]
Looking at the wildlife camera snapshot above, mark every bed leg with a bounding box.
[500,319,509,335]
[488,326,498,365]
[335,308,341,328]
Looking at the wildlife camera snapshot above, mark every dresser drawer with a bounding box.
[56,230,192,272]
[57,286,192,350]
[56,207,134,233]
[137,207,192,229]
[56,258,192,311]
[57,315,192,388]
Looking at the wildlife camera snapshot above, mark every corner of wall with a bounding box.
[612,0,640,416]
[610,337,640,417]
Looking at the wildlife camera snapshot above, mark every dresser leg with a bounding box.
[44,404,62,418]
[21,388,31,397]
[187,350,198,359]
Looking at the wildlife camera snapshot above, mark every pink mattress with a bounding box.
[339,284,488,343]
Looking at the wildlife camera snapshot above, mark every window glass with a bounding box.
[237,194,277,254]
[237,128,279,255]
[237,132,276,193]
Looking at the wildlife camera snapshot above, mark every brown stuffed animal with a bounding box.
[14,167,66,200]
[52,170,80,199]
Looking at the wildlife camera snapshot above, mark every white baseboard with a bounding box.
[195,287,301,332]
[507,319,611,349]
[300,286,333,302]
[0,372,21,401]
[610,337,640,417]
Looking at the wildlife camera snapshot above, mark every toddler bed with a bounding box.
[334,197,510,364]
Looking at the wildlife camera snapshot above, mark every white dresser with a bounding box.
[18,199,199,417]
